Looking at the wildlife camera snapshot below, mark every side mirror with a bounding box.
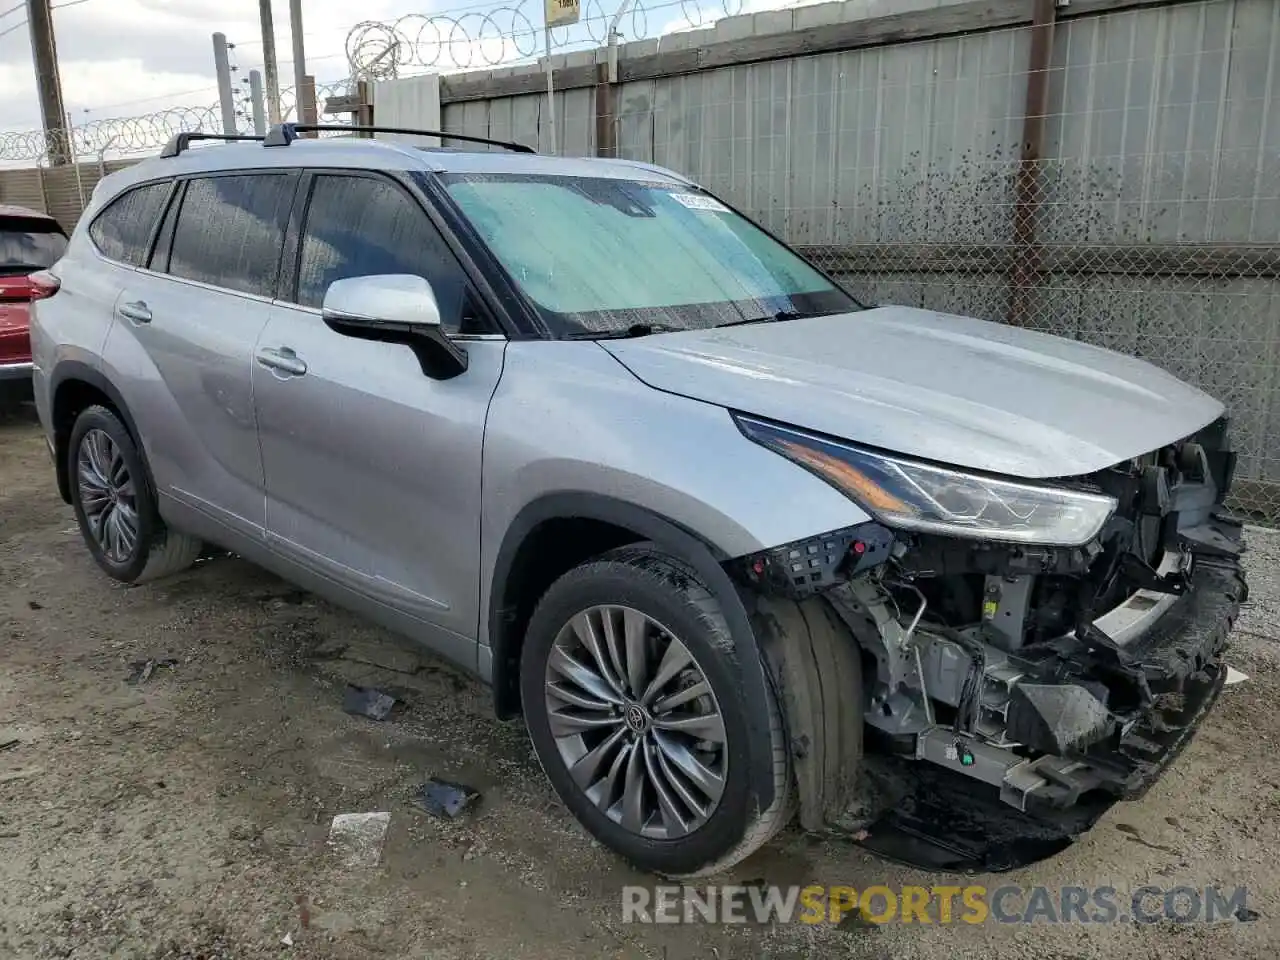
[321,274,468,378]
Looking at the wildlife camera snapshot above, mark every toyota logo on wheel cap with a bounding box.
[624,704,648,733]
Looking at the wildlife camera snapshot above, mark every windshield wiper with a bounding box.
[568,323,684,340]
[715,310,807,329]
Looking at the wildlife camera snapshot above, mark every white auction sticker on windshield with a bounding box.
[671,192,729,212]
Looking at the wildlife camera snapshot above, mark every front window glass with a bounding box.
[435,173,859,337]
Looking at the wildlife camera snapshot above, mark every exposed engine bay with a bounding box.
[733,417,1248,870]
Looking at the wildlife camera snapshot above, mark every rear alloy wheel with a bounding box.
[521,545,792,877]
[68,405,203,583]
[77,427,140,565]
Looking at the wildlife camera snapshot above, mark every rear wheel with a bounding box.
[68,405,202,583]
[520,544,792,877]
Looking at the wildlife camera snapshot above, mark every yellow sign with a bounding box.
[545,0,580,27]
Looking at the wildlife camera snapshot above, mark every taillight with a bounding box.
[27,271,60,300]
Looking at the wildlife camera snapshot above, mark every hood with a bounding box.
[599,306,1224,479]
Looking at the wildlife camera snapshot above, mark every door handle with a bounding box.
[255,346,308,377]
[118,300,152,324]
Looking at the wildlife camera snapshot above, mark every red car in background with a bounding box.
[0,205,66,412]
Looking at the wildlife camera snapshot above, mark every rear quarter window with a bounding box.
[89,181,171,266]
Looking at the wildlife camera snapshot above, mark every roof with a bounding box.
[96,136,693,204]
[0,204,57,223]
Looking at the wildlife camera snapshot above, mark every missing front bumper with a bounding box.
[901,555,1246,812]
[1019,557,1245,807]
[848,554,1246,873]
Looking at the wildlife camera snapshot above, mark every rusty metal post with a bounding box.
[1009,0,1058,327]
[356,80,374,136]
[298,75,319,137]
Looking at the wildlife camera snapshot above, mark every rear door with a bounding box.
[106,171,297,536]
[253,170,506,650]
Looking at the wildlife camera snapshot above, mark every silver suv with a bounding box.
[30,125,1247,877]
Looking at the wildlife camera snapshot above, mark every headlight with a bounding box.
[735,414,1116,546]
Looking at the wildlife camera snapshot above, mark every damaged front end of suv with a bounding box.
[730,412,1248,870]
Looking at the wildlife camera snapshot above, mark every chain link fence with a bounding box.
[790,151,1280,521]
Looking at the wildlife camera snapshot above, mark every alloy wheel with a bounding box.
[77,427,139,565]
[543,604,728,839]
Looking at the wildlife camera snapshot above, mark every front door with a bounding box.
[253,171,505,658]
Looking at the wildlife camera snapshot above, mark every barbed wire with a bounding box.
[346,0,745,76]
[0,107,219,163]
[0,82,355,165]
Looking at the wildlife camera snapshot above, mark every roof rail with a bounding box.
[263,123,536,154]
[159,132,266,159]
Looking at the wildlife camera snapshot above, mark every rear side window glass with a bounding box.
[295,174,468,333]
[0,218,66,272]
[89,182,169,266]
[167,174,293,297]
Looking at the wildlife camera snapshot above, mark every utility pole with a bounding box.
[26,0,69,165]
[212,33,238,135]
[248,69,267,136]
[289,0,306,114]
[257,0,282,124]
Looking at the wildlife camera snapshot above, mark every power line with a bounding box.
[88,85,221,114]
[0,0,93,41]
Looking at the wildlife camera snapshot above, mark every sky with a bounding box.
[0,0,791,136]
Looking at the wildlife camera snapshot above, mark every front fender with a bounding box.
[480,341,869,613]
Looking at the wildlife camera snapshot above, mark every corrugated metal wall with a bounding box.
[0,159,137,230]
[0,167,47,216]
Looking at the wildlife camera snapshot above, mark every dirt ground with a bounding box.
[0,407,1276,960]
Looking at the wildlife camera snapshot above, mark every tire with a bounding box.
[520,544,792,877]
[68,405,203,584]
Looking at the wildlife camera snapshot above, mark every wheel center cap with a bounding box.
[623,703,649,734]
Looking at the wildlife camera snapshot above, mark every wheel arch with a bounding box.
[49,361,152,505]
[487,492,780,814]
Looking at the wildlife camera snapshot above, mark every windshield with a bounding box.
[0,219,67,274]
[434,172,860,338]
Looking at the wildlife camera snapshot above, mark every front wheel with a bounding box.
[520,544,792,877]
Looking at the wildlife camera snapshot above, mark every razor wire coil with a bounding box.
[0,82,354,164]
[345,0,745,77]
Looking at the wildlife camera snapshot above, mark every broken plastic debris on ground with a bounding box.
[125,658,178,685]
[341,684,397,720]
[327,812,391,868]
[414,778,480,819]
